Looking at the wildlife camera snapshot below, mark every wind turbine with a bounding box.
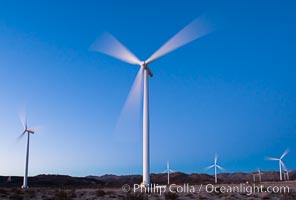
[19,113,36,189]
[205,154,224,184]
[282,162,291,181]
[257,168,263,182]
[252,173,256,182]
[91,16,214,186]
[283,170,291,181]
[253,168,263,182]
[266,149,289,181]
[162,161,175,185]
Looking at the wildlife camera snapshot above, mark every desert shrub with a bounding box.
[96,189,105,197]
[69,189,76,198]
[9,188,24,200]
[105,190,115,195]
[185,193,194,199]
[78,192,85,198]
[260,192,270,199]
[9,195,23,200]
[282,191,296,200]
[0,188,8,194]
[11,188,23,195]
[25,189,36,198]
[109,194,118,198]
[0,188,8,197]
[165,192,179,200]
[125,191,145,200]
[106,190,118,198]
[197,192,208,200]
[42,197,54,200]
[53,189,70,200]
[41,194,52,200]
[151,193,161,199]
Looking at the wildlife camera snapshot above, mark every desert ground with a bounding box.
[0,181,296,200]
[1,172,295,199]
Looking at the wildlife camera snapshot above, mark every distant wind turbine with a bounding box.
[283,170,291,181]
[266,149,289,181]
[205,154,224,183]
[91,16,214,186]
[18,112,37,189]
[253,168,263,182]
[162,161,175,185]
[282,163,291,181]
[252,174,256,182]
[257,168,263,182]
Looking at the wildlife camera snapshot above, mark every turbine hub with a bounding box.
[140,61,146,67]
[140,61,153,77]
[26,129,35,134]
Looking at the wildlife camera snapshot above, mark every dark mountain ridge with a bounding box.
[0,170,295,188]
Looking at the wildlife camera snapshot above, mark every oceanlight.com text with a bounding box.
[128,183,290,196]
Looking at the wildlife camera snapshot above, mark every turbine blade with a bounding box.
[281,160,288,171]
[90,32,141,65]
[216,165,224,171]
[146,15,215,64]
[17,130,26,142]
[205,165,215,170]
[266,157,279,161]
[280,149,289,159]
[113,67,144,141]
[214,154,218,165]
[29,125,43,133]
[19,111,27,130]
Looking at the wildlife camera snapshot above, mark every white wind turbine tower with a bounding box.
[91,16,214,186]
[162,161,175,185]
[266,149,289,181]
[19,113,36,189]
[205,154,224,184]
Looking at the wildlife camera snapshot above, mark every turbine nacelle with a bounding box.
[140,62,153,77]
[25,129,35,134]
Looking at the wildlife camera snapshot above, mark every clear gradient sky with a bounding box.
[0,0,295,176]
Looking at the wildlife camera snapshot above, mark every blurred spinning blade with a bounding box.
[114,67,144,141]
[146,16,215,64]
[90,32,141,65]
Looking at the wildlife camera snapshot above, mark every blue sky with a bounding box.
[0,0,295,176]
